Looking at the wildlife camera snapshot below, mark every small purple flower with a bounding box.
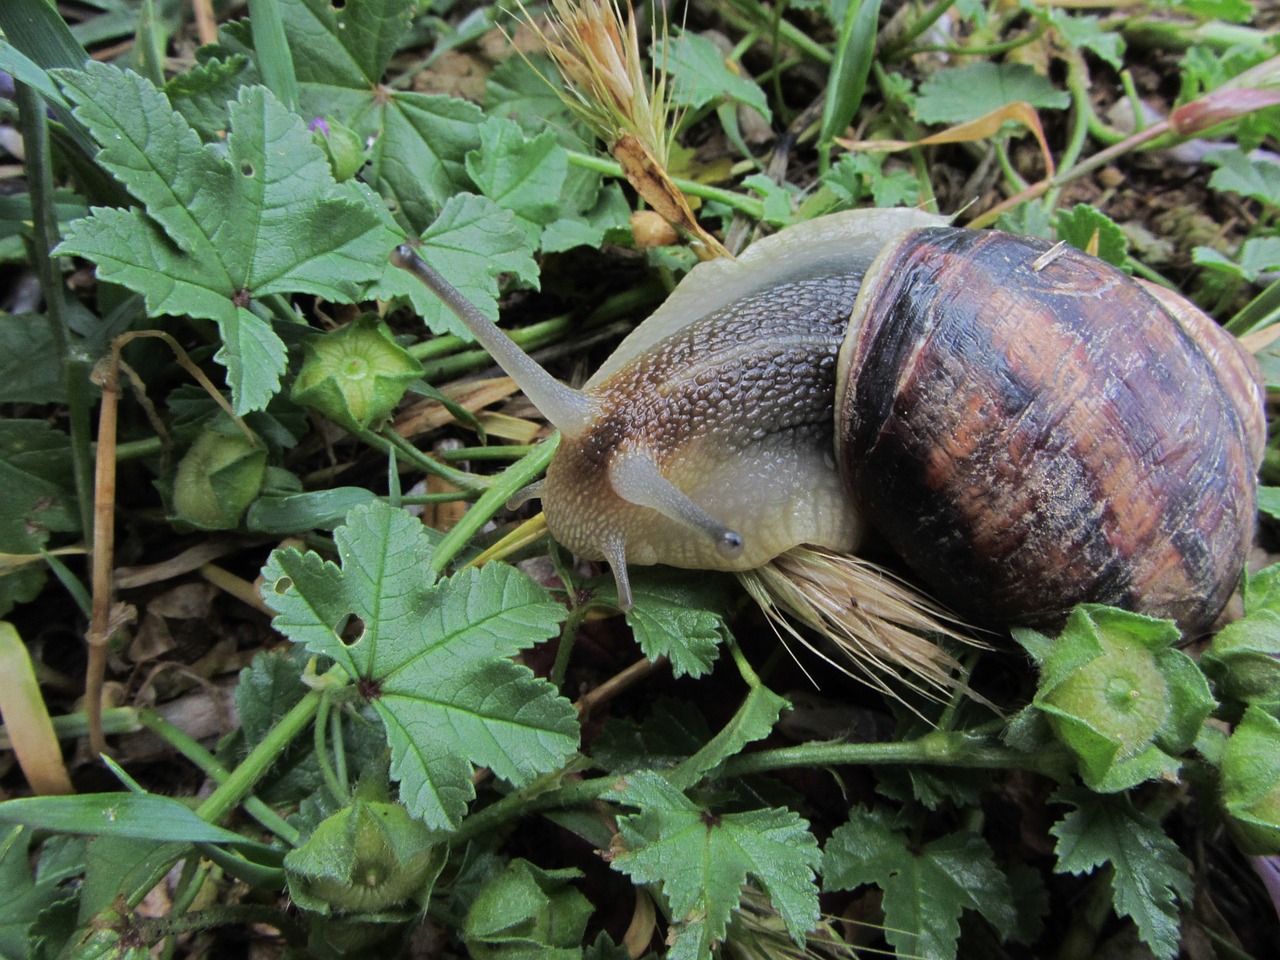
[1253,855,1280,922]
[309,116,331,137]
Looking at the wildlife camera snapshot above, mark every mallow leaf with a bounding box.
[53,62,387,413]
[606,771,821,960]
[262,501,578,830]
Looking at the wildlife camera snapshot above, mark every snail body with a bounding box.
[393,208,1264,634]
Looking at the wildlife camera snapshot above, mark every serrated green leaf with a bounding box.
[1208,148,1280,206]
[53,63,387,413]
[914,63,1069,125]
[0,420,80,616]
[228,0,482,231]
[1056,204,1128,267]
[1050,787,1192,959]
[262,501,576,829]
[607,771,820,960]
[465,117,569,244]
[670,684,788,790]
[463,859,593,958]
[165,53,255,140]
[655,32,771,121]
[1194,236,1280,283]
[824,806,1018,960]
[0,314,66,404]
[1048,11,1125,71]
[370,193,539,339]
[620,571,735,679]
[0,826,63,960]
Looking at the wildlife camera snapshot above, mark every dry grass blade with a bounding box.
[736,546,985,704]
[521,0,731,258]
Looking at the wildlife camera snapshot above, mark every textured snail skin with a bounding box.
[836,227,1265,633]
[542,273,867,570]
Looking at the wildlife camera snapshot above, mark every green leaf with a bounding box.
[618,570,736,679]
[0,827,64,960]
[1056,204,1128,267]
[1219,705,1280,854]
[465,117,569,244]
[463,859,593,960]
[0,794,260,848]
[228,0,481,231]
[1194,236,1280,283]
[655,32,771,122]
[1031,605,1215,792]
[261,501,577,830]
[914,63,1069,125]
[1050,786,1192,959]
[669,684,789,791]
[0,421,80,617]
[607,771,821,960]
[1207,148,1280,207]
[1047,11,1125,71]
[824,806,1018,960]
[1202,609,1280,711]
[285,798,445,914]
[53,63,387,413]
[0,314,67,404]
[370,193,539,340]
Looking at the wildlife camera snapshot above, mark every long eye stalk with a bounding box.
[391,246,597,437]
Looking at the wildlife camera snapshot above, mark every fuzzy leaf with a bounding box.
[1208,148,1280,207]
[824,806,1018,960]
[914,62,1069,125]
[371,193,539,339]
[1050,787,1192,959]
[53,63,386,413]
[655,32,771,121]
[262,501,577,830]
[607,771,820,960]
[465,117,569,242]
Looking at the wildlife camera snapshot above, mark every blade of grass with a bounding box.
[246,0,300,112]
[820,0,882,159]
[0,622,73,795]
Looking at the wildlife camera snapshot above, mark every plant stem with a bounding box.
[449,776,615,847]
[720,732,1069,778]
[363,427,489,492]
[194,689,323,826]
[567,151,767,219]
[428,436,560,577]
[139,710,301,845]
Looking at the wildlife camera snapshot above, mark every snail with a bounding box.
[392,208,1265,643]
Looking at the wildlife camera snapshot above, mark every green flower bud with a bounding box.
[172,428,266,529]
[1221,706,1280,855]
[311,117,367,182]
[284,799,443,915]
[292,315,422,431]
[463,859,593,960]
[1202,610,1280,712]
[1030,605,1216,792]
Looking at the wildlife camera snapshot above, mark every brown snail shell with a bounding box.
[835,226,1265,633]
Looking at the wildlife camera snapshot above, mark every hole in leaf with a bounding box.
[331,0,346,9]
[273,577,293,594]
[338,613,365,646]
[240,160,254,177]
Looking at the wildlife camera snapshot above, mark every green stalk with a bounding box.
[566,151,767,219]
[139,710,301,844]
[720,733,1070,779]
[16,81,96,543]
[362,427,490,493]
[194,689,323,825]
[427,436,560,577]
